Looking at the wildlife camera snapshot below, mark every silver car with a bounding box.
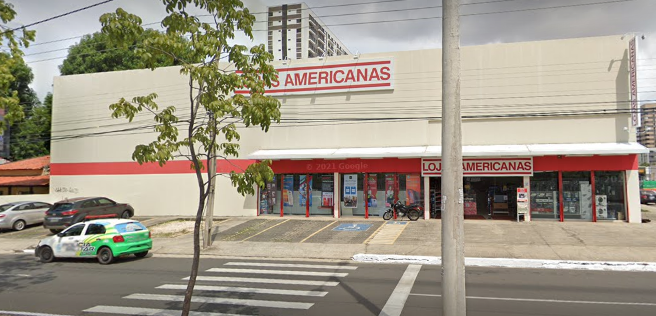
[0,201,53,231]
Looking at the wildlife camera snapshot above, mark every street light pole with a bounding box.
[441,0,466,315]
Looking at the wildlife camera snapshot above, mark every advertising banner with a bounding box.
[283,175,294,207]
[385,174,395,207]
[344,174,358,208]
[259,176,276,215]
[406,174,421,205]
[299,175,313,207]
[517,188,529,215]
[367,174,378,208]
[321,175,334,207]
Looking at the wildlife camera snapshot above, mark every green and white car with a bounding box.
[35,218,152,264]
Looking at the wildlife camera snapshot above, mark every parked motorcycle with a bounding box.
[383,200,421,221]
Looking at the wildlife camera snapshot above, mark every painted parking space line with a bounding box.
[157,284,328,296]
[206,268,349,277]
[379,264,422,316]
[224,262,357,270]
[300,220,337,243]
[241,219,290,241]
[85,305,244,316]
[408,293,656,306]
[124,293,314,309]
[186,276,340,286]
[0,311,72,316]
[367,222,408,245]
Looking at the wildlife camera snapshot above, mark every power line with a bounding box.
[2,0,115,35]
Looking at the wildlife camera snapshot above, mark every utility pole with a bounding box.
[441,0,466,315]
[204,112,217,249]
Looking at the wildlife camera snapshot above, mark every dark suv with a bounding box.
[43,197,134,233]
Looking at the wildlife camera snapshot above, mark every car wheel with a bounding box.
[49,229,62,234]
[134,251,148,258]
[12,220,26,231]
[120,210,131,219]
[97,247,114,265]
[39,246,55,263]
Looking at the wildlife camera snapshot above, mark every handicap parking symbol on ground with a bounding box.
[333,223,373,232]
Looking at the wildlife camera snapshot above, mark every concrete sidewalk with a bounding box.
[2,209,656,263]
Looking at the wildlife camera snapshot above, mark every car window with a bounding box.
[62,224,85,237]
[80,200,97,208]
[85,224,106,235]
[34,202,51,208]
[97,198,114,206]
[16,203,34,211]
[0,204,14,213]
[115,222,147,233]
[51,203,73,212]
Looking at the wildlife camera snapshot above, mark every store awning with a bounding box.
[247,142,648,160]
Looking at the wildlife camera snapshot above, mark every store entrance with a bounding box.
[429,176,523,219]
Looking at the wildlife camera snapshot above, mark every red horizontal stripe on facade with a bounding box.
[50,160,257,176]
[533,155,638,171]
[235,83,391,94]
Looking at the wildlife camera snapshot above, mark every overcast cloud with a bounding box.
[7,0,656,103]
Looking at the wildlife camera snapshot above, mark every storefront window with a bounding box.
[308,174,334,216]
[562,172,593,221]
[259,176,278,215]
[530,172,559,220]
[594,171,626,221]
[340,173,364,216]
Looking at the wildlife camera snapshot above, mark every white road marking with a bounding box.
[157,284,328,296]
[84,305,245,316]
[379,264,422,316]
[0,311,72,316]
[224,262,358,270]
[187,276,339,286]
[206,268,348,277]
[0,273,30,277]
[23,249,35,254]
[409,293,656,306]
[125,293,314,309]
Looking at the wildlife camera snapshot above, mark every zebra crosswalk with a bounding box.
[82,260,358,315]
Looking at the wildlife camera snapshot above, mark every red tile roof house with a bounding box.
[0,156,49,195]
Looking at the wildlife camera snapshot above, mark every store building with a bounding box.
[46,35,647,223]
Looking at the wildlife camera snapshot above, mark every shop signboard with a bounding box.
[406,174,421,205]
[344,174,358,208]
[422,158,533,177]
[385,174,395,207]
[629,37,639,127]
[299,175,312,207]
[367,174,378,207]
[235,59,394,96]
[283,175,294,206]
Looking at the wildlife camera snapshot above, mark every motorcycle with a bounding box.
[383,200,421,221]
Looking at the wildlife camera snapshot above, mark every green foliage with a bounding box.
[0,0,35,132]
[11,92,51,160]
[59,29,199,75]
[102,0,281,193]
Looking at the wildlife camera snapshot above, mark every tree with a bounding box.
[60,29,199,75]
[11,92,51,160]
[6,56,43,160]
[100,1,280,315]
[0,0,36,132]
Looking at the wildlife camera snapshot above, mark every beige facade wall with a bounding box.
[50,35,640,219]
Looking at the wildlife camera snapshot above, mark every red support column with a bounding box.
[305,174,310,218]
[365,173,369,219]
[591,172,597,222]
[394,174,399,220]
[558,171,564,222]
[280,174,284,218]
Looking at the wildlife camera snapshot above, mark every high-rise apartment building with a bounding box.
[638,103,656,179]
[267,3,351,61]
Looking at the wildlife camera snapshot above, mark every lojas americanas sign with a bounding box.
[422,158,533,177]
[235,59,394,96]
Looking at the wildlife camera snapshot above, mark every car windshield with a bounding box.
[0,204,15,213]
[51,203,74,212]
[115,222,147,233]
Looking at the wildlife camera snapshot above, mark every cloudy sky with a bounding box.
[7,0,656,103]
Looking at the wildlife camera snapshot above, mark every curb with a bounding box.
[352,254,656,272]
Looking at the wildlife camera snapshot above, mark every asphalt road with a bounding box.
[1,254,656,316]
